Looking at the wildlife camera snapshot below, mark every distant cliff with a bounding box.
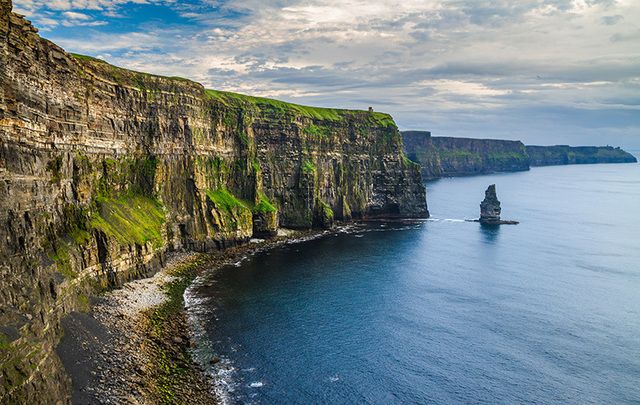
[402,131,529,179]
[402,131,637,179]
[0,2,427,402]
[526,145,637,166]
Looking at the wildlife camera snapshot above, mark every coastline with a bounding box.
[57,229,328,404]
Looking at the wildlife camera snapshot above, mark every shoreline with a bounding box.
[58,228,328,404]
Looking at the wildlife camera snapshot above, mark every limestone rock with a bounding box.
[479,184,501,224]
[476,185,518,225]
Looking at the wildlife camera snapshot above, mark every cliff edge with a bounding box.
[0,2,427,402]
[526,145,637,166]
[402,131,636,179]
[402,131,529,179]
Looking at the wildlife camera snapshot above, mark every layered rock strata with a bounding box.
[479,185,501,224]
[477,184,518,225]
[402,131,529,179]
[0,2,427,402]
[526,145,637,166]
[402,131,636,180]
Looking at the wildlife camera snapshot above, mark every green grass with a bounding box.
[0,333,12,351]
[304,124,331,138]
[70,53,105,63]
[254,193,277,214]
[205,188,249,212]
[90,194,165,248]
[302,160,316,175]
[205,89,396,127]
[70,53,195,84]
[51,243,77,279]
[319,200,334,221]
[403,154,420,167]
[69,227,92,245]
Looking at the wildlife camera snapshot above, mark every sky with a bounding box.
[13,0,640,149]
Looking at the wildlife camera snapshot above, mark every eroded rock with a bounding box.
[478,184,518,225]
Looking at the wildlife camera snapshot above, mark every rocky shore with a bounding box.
[56,230,323,404]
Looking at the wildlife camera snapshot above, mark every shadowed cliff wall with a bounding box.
[402,131,529,179]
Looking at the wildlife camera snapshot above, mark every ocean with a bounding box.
[186,159,640,404]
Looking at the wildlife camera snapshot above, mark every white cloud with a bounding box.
[62,11,92,19]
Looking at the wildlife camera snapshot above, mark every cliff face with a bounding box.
[401,131,443,179]
[0,3,427,402]
[402,131,529,179]
[402,131,637,179]
[526,145,637,166]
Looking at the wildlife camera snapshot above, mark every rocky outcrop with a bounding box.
[402,131,637,179]
[0,2,427,402]
[402,131,529,179]
[526,145,637,166]
[479,185,501,224]
[478,185,518,225]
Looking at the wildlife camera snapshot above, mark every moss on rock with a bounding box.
[90,194,165,248]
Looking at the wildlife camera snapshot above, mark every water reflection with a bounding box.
[479,223,501,243]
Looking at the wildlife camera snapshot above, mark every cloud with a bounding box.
[62,11,92,20]
[12,0,640,148]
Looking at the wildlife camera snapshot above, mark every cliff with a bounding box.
[0,2,427,402]
[526,145,637,166]
[402,131,637,179]
[402,131,529,179]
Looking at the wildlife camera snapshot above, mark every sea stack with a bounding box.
[479,185,518,225]
[480,184,501,224]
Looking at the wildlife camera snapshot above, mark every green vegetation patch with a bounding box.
[0,333,12,351]
[371,113,396,128]
[254,193,277,214]
[304,124,332,138]
[70,53,195,88]
[90,194,165,248]
[69,227,92,246]
[46,155,63,184]
[206,90,344,121]
[320,200,334,221]
[205,188,249,213]
[205,89,397,128]
[51,243,76,279]
[403,154,420,167]
[146,255,212,403]
[302,159,316,175]
[70,53,105,63]
[205,187,253,232]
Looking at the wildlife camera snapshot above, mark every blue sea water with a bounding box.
[186,160,640,404]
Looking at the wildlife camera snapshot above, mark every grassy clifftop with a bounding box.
[70,53,397,128]
[205,89,396,127]
[526,145,637,166]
